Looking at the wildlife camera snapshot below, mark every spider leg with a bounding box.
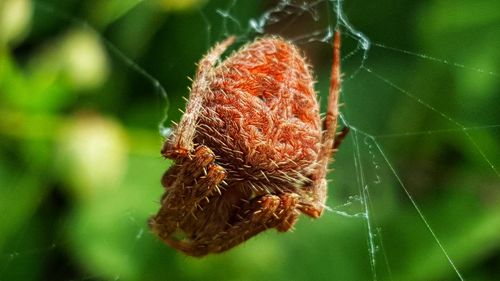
[190,193,300,255]
[160,145,220,199]
[275,193,301,232]
[149,145,227,242]
[334,126,349,150]
[164,36,236,157]
[153,194,279,257]
[299,30,342,218]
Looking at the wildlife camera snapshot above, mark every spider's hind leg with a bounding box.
[298,31,342,219]
[334,126,349,150]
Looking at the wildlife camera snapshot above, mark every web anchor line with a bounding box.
[371,41,500,77]
[362,66,499,178]
[372,136,466,281]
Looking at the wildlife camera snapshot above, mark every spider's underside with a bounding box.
[149,31,344,257]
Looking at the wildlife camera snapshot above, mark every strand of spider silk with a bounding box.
[351,129,378,281]
[334,0,370,56]
[333,0,372,81]
[376,227,394,281]
[371,137,465,281]
[371,41,500,77]
[374,124,500,139]
[339,112,393,281]
[363,66,499,178]
[345,119,463,279]
[33,1,170,137]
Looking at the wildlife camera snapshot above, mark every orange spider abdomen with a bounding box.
[196,37,321,185]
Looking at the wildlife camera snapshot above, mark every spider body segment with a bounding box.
[149,31,345,257]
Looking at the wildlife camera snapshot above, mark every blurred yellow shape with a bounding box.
[57,113,128,200]
[160,0,206,11]
[60,29,110,90]
[0,0,32,45]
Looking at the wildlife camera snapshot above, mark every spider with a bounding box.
[149,31,348,257]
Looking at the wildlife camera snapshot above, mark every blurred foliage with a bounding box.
[0,0,499,281]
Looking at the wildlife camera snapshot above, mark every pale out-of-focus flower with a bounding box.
[57,113,128,200]
[60,29,110,90]
[0,0,32,45]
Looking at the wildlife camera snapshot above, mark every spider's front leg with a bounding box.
[161,145,225,197]
[149,145,227,239]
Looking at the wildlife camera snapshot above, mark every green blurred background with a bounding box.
[0,0,499,280]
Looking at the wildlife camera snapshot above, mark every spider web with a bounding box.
[1,0,499,281]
